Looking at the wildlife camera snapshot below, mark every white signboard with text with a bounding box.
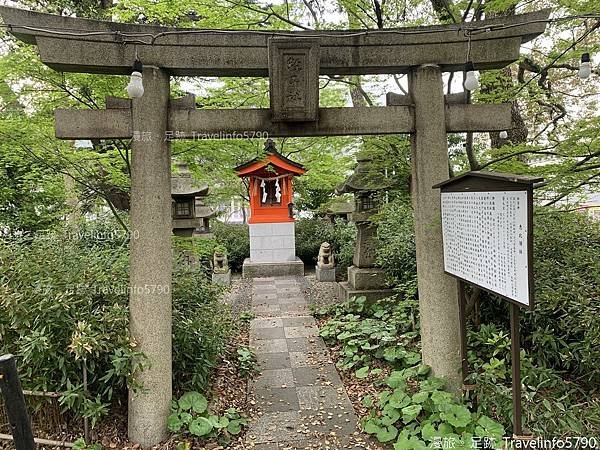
[441,191,530,306]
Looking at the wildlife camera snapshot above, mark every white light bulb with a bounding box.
[464,71,479,91]
[499,130,508,139]
[126,71,144,98]
[579,62,592,80]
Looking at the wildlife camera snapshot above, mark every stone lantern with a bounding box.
[171,163,215,238]
[336,154,394,301]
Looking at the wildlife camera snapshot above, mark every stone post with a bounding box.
[128,67,172,445]
[409,65,462,391]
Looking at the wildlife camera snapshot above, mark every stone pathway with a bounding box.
[245,277,370,449]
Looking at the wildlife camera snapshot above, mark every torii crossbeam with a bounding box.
[0,5,549,447]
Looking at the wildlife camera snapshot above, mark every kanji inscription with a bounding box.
[268,38,319,122]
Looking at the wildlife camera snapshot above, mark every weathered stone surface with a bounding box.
[128,67,171,446]
[337,281,394,303]
[1,6,549,75]
[246,277,359,446]
[315,266,336,282]
[410,64,462,391]
[269,38,319,122]
[243,258,304,279]
[211,269,231,286]
[347,266,388,290]
[353,222,377,268]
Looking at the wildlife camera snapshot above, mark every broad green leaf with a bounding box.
[381,405,401,425]
[189,417,213,436]
[411,391,429,404]
[475,415,504,438]
[167,413,182,432]
[440,405,472,428]
[377,424,398,442]
[178,391,208,413]
[401,404,422,423]
[355,366,370,379]
[227,419,243,435]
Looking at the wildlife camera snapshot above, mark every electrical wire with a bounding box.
[0,13,599,46]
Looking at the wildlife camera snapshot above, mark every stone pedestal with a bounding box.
[244,222,303,278]
[338,266,393,302]
[212,270,231,286]
[249,222,296,262]
[315,266,336,282]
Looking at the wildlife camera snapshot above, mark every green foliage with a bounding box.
[294,218,356,273]
[212,221,249,271]
[168,391,247,445]
[172,262,235,391]
[236,346,258,378]
[172,236,219,270]
[316,295,419,372]
[375,197,417,292]
[317,295,505,447]
[72,438,101,450]
[467,324,600,435]
[0,223,233,424]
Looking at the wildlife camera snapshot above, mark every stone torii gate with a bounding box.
[0,6,549,446]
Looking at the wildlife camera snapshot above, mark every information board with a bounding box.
[441,190,530,306]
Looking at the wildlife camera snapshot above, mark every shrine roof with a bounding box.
[433,170,544,189]
[235,139,306,177]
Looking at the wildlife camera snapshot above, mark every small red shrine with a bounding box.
[235,139,306,278]
[235,139,306,224]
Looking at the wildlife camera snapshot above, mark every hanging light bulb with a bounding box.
[499,130,508,139]
[126,60,144,98]
[579,53,592,80]
[463,61,479,91]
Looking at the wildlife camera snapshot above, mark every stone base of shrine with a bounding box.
[249,222,296,263]
[242,258,304,278]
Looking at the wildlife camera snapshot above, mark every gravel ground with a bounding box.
[221,273,253,317]
[301,273,341,310]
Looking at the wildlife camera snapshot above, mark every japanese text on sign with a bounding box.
[441,191,529,306]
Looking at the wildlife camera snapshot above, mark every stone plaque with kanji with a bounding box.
[268,38,319,122]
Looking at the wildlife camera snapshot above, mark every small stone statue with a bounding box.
[317,242,335,269]
[213,250,229,273]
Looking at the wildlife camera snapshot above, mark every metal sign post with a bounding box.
[434,170,542,438]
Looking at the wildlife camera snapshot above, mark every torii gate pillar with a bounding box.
[410,65,461,390]
[128,67,172,445]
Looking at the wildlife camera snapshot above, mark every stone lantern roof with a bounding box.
[336,154,392,195]
[171,163,209,198]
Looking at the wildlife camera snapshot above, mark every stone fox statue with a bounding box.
[213,250,229,273]
[317,242,335,269]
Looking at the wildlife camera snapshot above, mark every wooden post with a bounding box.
[510,303,523,436]
[0,355,35,450]
[128,67,172,446]
[457,281,469,383]
[409,64,462,391]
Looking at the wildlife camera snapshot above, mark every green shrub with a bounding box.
[375,197,416,288]
[295,217,356,274]
[295,218,336,264]
[479,208,600,385]
[0,224,232,425]
[467,324,600,435]
[212,221,249,271]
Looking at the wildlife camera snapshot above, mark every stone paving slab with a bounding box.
[246,276,361,448]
